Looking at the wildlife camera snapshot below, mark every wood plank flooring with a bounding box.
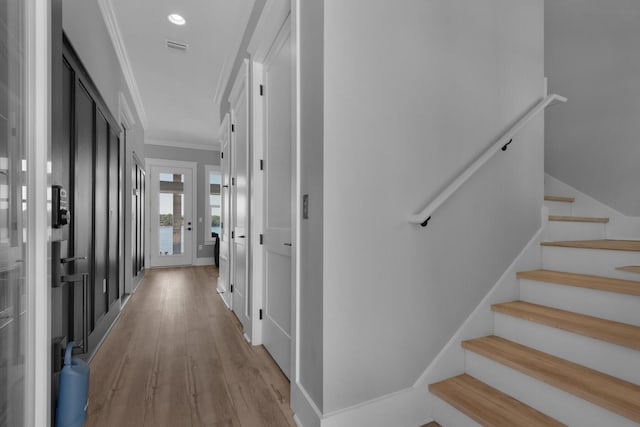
[544,196,575,203]
[540,240,640,252]
[492,301,640,350]
[617,266,640,274]
[85,266,296,427]
[430,374,564,426]
[462,336,640,423]
[516,270,640,296]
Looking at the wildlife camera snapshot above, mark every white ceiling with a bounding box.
[110,0,254,148]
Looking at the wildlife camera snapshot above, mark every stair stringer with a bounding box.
[545,174,640,239]
[414,222,547,410]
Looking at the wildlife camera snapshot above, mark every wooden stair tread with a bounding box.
[548,215,609,223]
[492,301,640,350]
[541,240,640,252]
[429,374,565,427]
[462,336,640,423]
[517,269,640,296]
[617,266,640,274]
[545,195,575,203]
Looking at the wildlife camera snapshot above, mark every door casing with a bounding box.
[229,59,252,339]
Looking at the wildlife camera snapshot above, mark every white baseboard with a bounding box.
[216,274,231,309]
[291,381,432,427]
[128,272,144,294]
[321,386,431,427]
[545,174,640,239]
[414,223,546,389]
[193,257,215,266]
[292,382,322,427]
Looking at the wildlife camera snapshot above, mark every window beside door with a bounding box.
[204,165,221,244]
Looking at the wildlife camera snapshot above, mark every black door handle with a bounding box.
[284,243,292,246]
[61,256,88,264]
[237,235,246,238]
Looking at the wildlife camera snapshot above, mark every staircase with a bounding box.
[429,195,640,426]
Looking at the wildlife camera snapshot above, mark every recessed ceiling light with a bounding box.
[168,14,186,26]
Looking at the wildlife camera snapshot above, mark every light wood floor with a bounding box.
[85,266,296,427]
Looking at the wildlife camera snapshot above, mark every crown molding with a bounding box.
[212,0,257,109]
[98,0,148,127]
[247,0,290,63]
[145,137,221,152]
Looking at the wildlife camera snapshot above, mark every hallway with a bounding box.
[85,266,296,427]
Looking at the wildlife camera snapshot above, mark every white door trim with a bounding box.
[218,113,232,308]
[250,59,264,344]
[249,2,296,378]
[229,60,253,339]
[145,158,198,267]
[26,0,52,424]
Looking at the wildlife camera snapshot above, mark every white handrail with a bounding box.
[410,93,567,226]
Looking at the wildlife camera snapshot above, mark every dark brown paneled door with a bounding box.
[108,130,119,306]
[73,83,94,334]
[131,159,145,277]
[94,110,109,325]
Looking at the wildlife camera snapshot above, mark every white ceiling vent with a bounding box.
[166,39,189,52]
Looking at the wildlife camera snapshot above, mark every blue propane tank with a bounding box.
[56,342,90,427]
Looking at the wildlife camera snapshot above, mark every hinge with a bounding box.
[259,84,264,96]
[230,284,234,293]
[259,234,263,245]
[231,124,235,132]
[221,151,224,159]
[231,231,235,239]
[231,177,235,186]
[259,309,263,320]
[260,159,264,170]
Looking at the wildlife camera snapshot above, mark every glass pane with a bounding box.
[208,172,221,237]
[158,173,184,256]
[0,0,27,425]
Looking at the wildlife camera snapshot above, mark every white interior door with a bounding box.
[218,115,232,307]
[230,62,252,336]
[262,19,294,378]
[148,163,194,267]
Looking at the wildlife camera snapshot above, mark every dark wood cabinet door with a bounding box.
[73,83,95,330]
[93,109,109,324]
[108,129,119,305]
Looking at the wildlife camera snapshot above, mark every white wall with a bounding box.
[322,0,544,413]
[545,0,640,216]
[296,0,325,414]
[62,0,146,291]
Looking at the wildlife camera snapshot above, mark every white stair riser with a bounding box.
[465,351,638,427]
[519,279,640,326]
[494,313,640,383]
[544,221,606,241]
[542,246,640,280]
[431,395,482,427]
[544,200,572,216]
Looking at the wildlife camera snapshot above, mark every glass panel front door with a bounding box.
[149,164,193,267]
